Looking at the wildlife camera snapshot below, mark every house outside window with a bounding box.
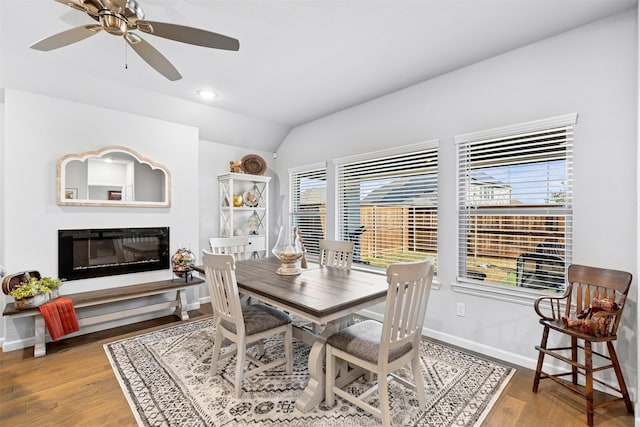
[289,163,327,260]
[455,114,576,291]
[334,141,439,271]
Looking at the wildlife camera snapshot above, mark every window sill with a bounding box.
[352,265,441,291]
[450,280,547,306]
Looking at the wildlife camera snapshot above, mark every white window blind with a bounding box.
[456,113,576,291]
[334,141,438,271]
[289,163,327,259]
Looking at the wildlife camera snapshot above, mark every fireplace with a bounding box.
[58,227,170,281]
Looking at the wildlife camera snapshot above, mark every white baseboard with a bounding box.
[3,336,38,353]
[357,308,539,366]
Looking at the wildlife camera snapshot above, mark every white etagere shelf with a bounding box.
[218,173,271,258]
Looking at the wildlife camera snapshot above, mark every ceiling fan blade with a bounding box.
[136,20,240,51]
[125,33,182,81]
[54,0,100,17]
[30,24,103,51]
[59,8,96,27]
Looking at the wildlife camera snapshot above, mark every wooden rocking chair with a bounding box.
[532,264,633,426]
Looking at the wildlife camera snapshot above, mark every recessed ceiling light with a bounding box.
[197,89,217,100]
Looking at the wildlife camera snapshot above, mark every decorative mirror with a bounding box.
[57,146,171,207]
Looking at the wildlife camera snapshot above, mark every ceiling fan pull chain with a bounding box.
[124,40,128,70]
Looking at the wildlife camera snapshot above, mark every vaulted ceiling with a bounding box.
[1,0,636,151]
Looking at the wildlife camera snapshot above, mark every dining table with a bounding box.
[197,256,389,413]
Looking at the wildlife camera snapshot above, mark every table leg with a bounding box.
[295,321,342,412]
[34,316,47,357]
[175,289,189,320]
[295,316,360,413]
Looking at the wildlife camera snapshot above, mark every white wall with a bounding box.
[198,140,276,264]
[0,88,280,349]
[275,9,638,401]
[637,5,640,425]
[1,89,202,349]
[0,101,5,343]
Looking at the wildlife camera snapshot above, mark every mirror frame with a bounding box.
[57,145,172,207]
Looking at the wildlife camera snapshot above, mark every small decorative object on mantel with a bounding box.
[240,154,267,175]
[272,226,307,275]
[2,271,63,310]
[171,247,195,281]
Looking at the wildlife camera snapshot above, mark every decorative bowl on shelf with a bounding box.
[171,247,195,278]
[243,191,259,207]
[240,154,267,175]
[232,194,244,207]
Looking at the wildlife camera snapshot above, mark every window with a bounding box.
[456,114,576,291]
[289,163,327,259]
[334,141,438,271]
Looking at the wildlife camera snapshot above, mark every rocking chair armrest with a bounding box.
[534,294,569,320]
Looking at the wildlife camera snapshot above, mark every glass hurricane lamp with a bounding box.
[272,226,306,275]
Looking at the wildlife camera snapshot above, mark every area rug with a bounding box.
[104,318,514,426]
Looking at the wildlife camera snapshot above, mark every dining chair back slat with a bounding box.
[205,253,244,333]
[209,236,249,260]
[319,240,354,269]
[382,260,433,364]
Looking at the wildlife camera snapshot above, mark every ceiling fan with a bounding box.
[30,0,240,81]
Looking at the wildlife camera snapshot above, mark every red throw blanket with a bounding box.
[38,296,80,341]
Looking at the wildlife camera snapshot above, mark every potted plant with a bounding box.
[9,275,62,309]
[41,276,63,298]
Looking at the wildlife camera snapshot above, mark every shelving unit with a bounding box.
[218,173,271,258]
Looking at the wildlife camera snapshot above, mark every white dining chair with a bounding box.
[209,236,249,260]
[319,239,354,269]
[203,251,293,398]
[325,258,434,427]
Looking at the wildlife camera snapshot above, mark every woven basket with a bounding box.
[2,270,41,295]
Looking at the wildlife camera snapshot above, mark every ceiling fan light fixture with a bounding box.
[197,90,217,100]
[100,12,129,36]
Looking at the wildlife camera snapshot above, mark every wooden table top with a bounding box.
[231,257,388,322]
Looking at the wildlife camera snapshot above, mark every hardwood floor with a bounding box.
[0,307,634,426]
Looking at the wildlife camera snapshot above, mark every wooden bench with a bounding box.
[3,277,204,357]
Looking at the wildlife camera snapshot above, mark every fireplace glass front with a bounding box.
[58,227,170,281]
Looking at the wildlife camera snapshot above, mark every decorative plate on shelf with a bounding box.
[243,191,259,207]
[241,154,267,175]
